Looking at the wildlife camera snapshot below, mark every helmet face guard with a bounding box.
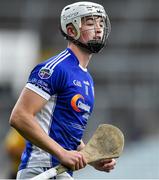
[80,15,110,53]
[60,2,111,53]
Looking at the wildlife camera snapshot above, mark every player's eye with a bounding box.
[100,21,104,28]
[86,18,94,26]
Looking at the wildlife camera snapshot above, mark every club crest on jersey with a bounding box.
[38,67,53,79]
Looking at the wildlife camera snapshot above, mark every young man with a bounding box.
[9,1,116,179]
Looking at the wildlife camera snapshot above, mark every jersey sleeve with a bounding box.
[25,63,67,100]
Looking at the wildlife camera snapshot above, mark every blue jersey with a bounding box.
[19,48,95,170]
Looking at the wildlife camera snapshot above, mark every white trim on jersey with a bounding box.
[25,83,51,100]
[37,95,57,134]
[78,64,87,72]
[45,49,68,69]
[51,53,71,70]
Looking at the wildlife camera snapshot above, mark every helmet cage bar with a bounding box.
[81,15,105,39]
[85,13,111,37]
[79,15,106,53]
[60,26,106,54]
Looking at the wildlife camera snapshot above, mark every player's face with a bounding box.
[79,15,105,44]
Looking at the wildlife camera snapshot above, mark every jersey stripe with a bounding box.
[45,49,67,68]
[50,53,71,70]
[46,50,68,69]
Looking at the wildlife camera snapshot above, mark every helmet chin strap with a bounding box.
[60,28,106,53]
[87,40,105,53]
[70,37,105,54]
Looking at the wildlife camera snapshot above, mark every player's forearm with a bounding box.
[9,110,65,159]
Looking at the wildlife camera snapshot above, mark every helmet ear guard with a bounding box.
[60,2,111,53]
[71,17,81,40]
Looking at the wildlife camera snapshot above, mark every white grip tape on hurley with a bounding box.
[31,168,57,180]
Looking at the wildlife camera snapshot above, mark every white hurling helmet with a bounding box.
[60,1,111,53]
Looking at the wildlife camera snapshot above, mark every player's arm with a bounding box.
[9,87,87,170]
[9,87,65,158]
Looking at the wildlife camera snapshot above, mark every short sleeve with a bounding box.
[25,63,67,100]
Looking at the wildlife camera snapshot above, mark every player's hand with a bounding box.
[90,158,116,172]
[59,149,87,171]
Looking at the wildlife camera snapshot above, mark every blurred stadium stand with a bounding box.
[0,0,159,178]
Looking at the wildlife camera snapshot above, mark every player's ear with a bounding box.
[66,24,77,38]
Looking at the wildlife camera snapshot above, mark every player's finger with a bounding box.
[77,157,83,169]
[100,164,114,172]
[81,153,87,167]
[81,155,88,168]
[104,164,115,170]
[103,158,116,166]
[110,159,116,165]
[78,154,85,169]
[75,154,82,170]
[102,163,115,172]
[101,159,112,164]
[75,161,80,170]
[98,165,111,172]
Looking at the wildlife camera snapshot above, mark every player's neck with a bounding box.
[68,43,92,69]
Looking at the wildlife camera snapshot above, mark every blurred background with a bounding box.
[0,0,159,179]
